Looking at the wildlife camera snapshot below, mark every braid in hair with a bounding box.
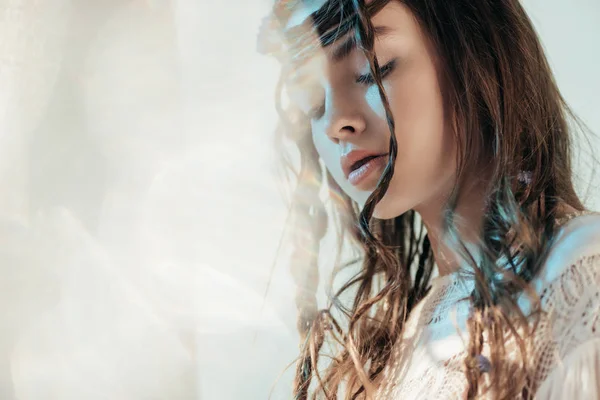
[289,134,330,399]
[258,1,334,397]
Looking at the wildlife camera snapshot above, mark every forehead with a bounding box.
[283,0,365,68]
[280,0,426,76]
[285,1,422,35]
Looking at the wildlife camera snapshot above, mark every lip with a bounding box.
[348,154,388,188]
[341,150,388,187]
[341,149,387,179]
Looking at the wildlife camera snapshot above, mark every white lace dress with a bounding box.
[375,212,600,399]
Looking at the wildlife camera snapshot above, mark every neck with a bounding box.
[414,171,490,276]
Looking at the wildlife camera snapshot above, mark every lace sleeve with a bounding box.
[532,253,600,399]
[535,338,600,399]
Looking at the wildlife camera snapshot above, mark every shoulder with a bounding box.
[517,213,600,317]
[530,213,600,293]
[528,214,600,398]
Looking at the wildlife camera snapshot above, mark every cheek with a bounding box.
[372,58,456,217]
[311,124,342,180]
[388,60,452,168]
[311,125,370,205]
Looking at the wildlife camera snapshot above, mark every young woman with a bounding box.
[258,0,600,398]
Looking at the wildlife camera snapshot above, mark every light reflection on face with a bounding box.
[286,1,457,219]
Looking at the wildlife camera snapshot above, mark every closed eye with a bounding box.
[305,58,398,120]
[356,59,397,85]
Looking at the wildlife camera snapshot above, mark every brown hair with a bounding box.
[259,0,596,398]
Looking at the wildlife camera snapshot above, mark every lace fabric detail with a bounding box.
[375,212,600,399]
[375,272,473,400]
[424,277,471,326]
[528,253,600,395]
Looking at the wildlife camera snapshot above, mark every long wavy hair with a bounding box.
[258,0,595,398]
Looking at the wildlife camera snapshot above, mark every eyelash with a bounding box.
[307,59,397,119]
[356,59,397,85]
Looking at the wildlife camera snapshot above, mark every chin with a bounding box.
[353,184,410,220]
[372,198,408,220]
[373,207,399,220]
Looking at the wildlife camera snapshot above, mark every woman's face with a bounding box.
[287,1,457,219]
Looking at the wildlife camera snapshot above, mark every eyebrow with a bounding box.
[330,25,394,61]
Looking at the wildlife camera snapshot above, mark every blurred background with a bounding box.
[0,0,598,398]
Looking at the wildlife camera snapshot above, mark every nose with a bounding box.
[325,96,367,143]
